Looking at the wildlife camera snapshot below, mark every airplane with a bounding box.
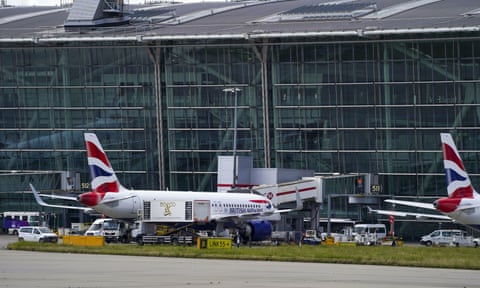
[31,132,303,242]
[369,133,480,230]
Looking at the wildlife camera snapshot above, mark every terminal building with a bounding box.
[1,0,480,239]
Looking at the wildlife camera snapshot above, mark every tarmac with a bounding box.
[0,234,479,288]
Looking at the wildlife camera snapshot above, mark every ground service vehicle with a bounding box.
[271,231,303,245]
[18,226,58,243]
[302,230,322,245]
[84,218,128,243]
[353,224,387,245]
[70,222,89,235]
[2,211,41,235]
[420,229,473,247]
[131,221,196,245]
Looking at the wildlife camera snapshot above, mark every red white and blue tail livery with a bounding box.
[85,133,122,194]
[371,133,480,230]
[443,133,476,196]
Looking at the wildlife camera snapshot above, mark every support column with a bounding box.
[147,47,165,189]
[252,41,271,168]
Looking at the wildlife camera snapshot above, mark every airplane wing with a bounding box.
[30,184,94,213]
[385,199,435,210]
[38,193,77,201]
[367,206,452,220]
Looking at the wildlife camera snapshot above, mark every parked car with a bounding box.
[18,226,58,243]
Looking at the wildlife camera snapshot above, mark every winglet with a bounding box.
[30,183,49,206]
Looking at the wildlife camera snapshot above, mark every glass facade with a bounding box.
[1,35,480,233]
[0,45,158,196]
[164,45,264,191]
[271,38,480,199]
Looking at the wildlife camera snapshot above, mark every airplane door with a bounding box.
[131,196,142,216]
[193,200,210,223]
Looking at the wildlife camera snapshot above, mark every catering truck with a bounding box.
[140,199,210,223]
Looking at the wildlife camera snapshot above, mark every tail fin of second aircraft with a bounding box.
[84,133,123,193]
[441,133,475,199]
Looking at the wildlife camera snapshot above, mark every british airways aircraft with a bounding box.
[31,133,302,241]
[370,133,480,230]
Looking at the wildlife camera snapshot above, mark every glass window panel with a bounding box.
[417,106,456,127]
[278,63,299,83]
[377,83,417,105]
[336,107,375,128]
[303,63,320,83]
[338,84,373,105]
[303,45,316,62]
[458,105,480,127]
[374,130,419,150]
[375,151,417,173]
[375,107,416,128]
[337,130,375,150]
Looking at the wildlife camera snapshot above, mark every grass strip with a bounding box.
[8,241,480,270]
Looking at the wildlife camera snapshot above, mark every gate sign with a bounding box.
[371,184,382,194]
[197,238,232,249]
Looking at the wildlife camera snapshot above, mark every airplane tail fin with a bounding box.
[84,133,123,193]
[441,133,475,199]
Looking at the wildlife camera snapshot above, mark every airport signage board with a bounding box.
[197,238,232,249]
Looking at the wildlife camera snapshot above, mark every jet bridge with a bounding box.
[253,177,323,206]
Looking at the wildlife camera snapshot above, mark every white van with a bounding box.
[420,229,472,247]
[18,226,58,243]
[85,218,128,243]
[353,224,387,245]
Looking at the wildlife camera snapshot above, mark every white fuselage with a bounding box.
[93,188,276,221]
[445,198,480,230]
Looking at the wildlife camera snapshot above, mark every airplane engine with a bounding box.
[243,220,272,242]
[78,191,102,207]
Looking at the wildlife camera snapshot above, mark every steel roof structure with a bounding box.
[0,0,479,43]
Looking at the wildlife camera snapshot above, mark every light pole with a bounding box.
[223,87,241,190]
